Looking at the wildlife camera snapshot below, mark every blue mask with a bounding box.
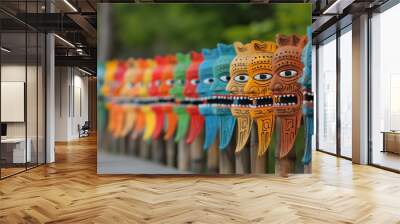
[210,43,237,150]
[299,26,314,165]
[197,48,220,150]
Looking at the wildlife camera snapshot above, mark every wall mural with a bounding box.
[98,32,313,175]
[97,4,312,175]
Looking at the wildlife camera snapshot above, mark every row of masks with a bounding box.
[99,28,313,165]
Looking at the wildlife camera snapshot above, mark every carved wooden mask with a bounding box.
[184,51,204,144]
[211,43,236,150]
[226,41,254,153]
[244,40,277,157]
[271,34,307,159]
[197,48,219,149]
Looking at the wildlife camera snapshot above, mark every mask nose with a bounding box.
[245,86,258,95]
[271,78,283,92]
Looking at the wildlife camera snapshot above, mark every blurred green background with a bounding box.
[106,3,311,58]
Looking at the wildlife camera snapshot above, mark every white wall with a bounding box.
[1,65,36,138]
[55,67,89,141]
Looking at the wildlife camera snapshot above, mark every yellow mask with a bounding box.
[226,42,254,153]
[142,59,157,141]
[244,40,277,157]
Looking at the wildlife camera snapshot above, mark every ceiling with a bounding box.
[0,0,97,74]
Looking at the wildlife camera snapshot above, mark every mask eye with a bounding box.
[190,79,200,85]
[219,75,230,82]
[279,70,297,78]
[166,79,174,86]
[254,73,272,81]
[203,78,214,85]
[176,79,184,85]
[233,74,248,83]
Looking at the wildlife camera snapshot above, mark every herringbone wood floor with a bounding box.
[0,135,399,224]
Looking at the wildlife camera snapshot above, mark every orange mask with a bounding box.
[227,42,254,153]
[159,55,178,140]
[131,59,147,139]
[244,41,277,157]
[271,34,307,159]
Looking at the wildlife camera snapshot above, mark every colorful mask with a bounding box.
[119,59,137,137]
[160,55,178,140]
[211,43,236,150]
[97,62,107,132]
[244,40,277,156]
[170,53,191,142]
[131,59,147,139]
[104,61,128,138]
[120,105,136,137]
[142,59,156,141]
[149,56,167,139]
[226,42,254,153]
[130,59,147,97]
[120,58,136,97]
[197,48,219,150]
[113,61,128,96]
[183,51,204,144]
[271,34,307,159]
[102,60,118,97]
[299,27,314,165]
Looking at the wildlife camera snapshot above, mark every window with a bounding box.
[339,27,352,158]
[370,3,400,171]
[317,35,337,154]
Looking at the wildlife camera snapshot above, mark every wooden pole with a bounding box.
[250,123,266,173]
[151,136,166,164]
[177,139,190,171]
[274,119,296,177]
[235,133,250,174]
[207,139,219,173]
[139,136,151,160]
[190,131,205,173]
[219,133,236,174]
[166,138,177,167]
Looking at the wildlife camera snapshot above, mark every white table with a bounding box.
[1,138,31,163]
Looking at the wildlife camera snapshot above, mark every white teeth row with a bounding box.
[199,104,229,107]
[273,102,296,106]
[251,104,273,108]
[184,97,200,102]
[232,104,252,108]
[200,96,231,101]
[303,100,314,103]
[275,94,296,98]
[185,97,196,101]
[232,96,251,100]
[303,91,314,96]
[254,96,272,100]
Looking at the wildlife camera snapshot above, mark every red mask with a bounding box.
[112,61,128,97]
[159,55,178,140]
[183,51,204,143]
[150,56,167,139]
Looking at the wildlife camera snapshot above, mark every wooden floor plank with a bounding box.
[0,135,399,223]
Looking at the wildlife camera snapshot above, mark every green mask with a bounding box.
[171,53,191,142]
